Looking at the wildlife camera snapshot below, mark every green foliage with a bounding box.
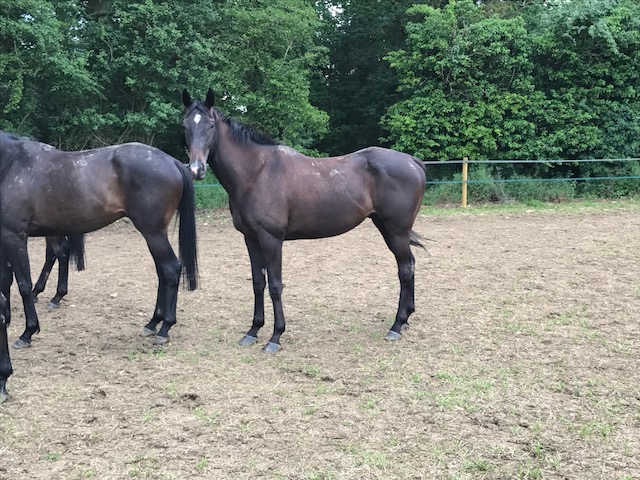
[382,0,640,184]
[1,0,328,157]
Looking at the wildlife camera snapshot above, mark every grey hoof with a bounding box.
[239,335,258,346]
[262,341,281,354]
[401,322,410,331]
[141,327,156,337]
[385,330,402,341]
[13,338,32,349]
[153,334,169,345]
[47,302,60,310]
[0,390,8,404]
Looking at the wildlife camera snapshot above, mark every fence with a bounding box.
[423,157,640,207]
[194,157,640,208]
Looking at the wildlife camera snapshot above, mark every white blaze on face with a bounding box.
[193,114,202,125]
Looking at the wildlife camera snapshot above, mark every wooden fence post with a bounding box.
[461,156,468,208]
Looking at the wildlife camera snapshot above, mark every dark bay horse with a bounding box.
[182,89,426,353]
[1,235,85,331]
[34,235,86,308]
[0,131,198,362]
[0,185,11,403]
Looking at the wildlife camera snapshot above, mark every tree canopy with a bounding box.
[1,0,639,171]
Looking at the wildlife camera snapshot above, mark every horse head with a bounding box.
[182,88,217,180]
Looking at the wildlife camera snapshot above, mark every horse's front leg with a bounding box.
[260,234,285,354]
[5,235,40,348]
[239,236,267,347]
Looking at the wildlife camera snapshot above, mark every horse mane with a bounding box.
[220,112,276,147]
[0,130,26,182]
[187,101,276,147]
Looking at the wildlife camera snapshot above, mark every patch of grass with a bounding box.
[420,197,640,216]
[167,380,178,399]
[359,395,379,412]
[304,470,338,480]
[141,409,158,424]
[195,457,208,471]
[303,404,321,415]
[579,420,615,439]
[240,354,254,364]
[45,451,60,461]
[462,457,493,473]
[302,364,321,379]
[431,373,495,413]
[344,444,390,469]
[193,407,219,428]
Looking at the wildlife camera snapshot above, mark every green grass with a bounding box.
[420,197,640,217]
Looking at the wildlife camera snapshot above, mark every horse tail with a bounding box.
[175,160,199,291]
[410,230,426,250]
[67,234,86,271]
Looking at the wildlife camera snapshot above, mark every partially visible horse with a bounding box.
[0,130,199,398]
[182,89,426,353]
[2,235,86,324]
[33,235,86,308]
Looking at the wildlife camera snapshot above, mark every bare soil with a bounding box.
[1,206,639,480]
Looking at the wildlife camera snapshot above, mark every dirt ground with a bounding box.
[1,205,639,480]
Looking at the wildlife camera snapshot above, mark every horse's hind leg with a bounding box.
[1,263,12,327]
[32,238,57,303]
[371,215,416,340]
[141,233,181,344]
[34,237,71,309]
[4,235,40,348]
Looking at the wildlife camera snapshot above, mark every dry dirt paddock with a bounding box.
[1,204,639,480]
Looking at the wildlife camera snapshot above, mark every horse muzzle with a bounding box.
[188,157,207,180]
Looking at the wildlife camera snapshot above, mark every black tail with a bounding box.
[410,230,426,250]
[67,234,86,271]
[175,160,199,290]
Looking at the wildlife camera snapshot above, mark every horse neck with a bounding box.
[210,121,265,196]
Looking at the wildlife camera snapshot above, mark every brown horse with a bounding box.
[0,130,199,399]
[182,89,426,353]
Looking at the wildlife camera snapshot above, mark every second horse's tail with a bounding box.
[175,160,199,290]
[67,234,86,271]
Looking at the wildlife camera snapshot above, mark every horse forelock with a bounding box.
[185,101,211,120]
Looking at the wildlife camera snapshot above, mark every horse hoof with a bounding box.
[141,327,156,337]
[0,390,8,404]
[47,302,60,310]
[153,335,170,345]
[401,322,410,331]
[385,330,402,341]
[239,335,258,346]
[262,341,281,354]
[13,338,32,349]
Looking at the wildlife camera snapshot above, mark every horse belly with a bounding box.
[286,189,371,240]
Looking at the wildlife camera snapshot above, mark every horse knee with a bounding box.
[16,280,33,298]
[268,281,282,300]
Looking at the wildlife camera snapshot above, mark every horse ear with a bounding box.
[205,88,215,109]
[182,89,192,108]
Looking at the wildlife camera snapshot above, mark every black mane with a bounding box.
[221,112,277,147]
[187,101,276,147]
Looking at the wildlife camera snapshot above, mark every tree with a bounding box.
[0,0,98,144]
[311,0,418,156]
[382,0,538,161]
